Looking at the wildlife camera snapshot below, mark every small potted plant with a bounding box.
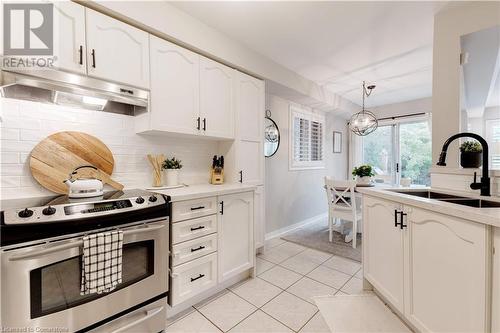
[352,164,375,185]
[460,140,482,168]
[162,157,183,186]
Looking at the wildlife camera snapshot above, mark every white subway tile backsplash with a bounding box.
[1,128,20,140]
[0,117,41,130]
[1,176,20,188]
[1,152,20,164]
[0,98,220,199]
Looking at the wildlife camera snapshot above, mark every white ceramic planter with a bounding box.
[165,169,180,186]
[356,176,372,185]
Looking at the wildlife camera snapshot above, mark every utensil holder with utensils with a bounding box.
[148,154,165,187]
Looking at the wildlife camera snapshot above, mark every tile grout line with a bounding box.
[296,309,320,333]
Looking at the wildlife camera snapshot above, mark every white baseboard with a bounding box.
[264,212,328,241]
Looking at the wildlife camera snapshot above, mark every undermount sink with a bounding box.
[391,190,500,208]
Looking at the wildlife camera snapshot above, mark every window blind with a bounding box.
[289,106,325,169]
[486,119,500,170]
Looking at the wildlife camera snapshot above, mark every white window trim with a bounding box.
[289,104,326,171]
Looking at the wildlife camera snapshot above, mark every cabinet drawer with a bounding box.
[172,234,217,266]
[172,215,217,244]
[170,253,217,306]
[172,197,218,222]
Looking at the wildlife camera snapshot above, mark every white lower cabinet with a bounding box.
[404,206,488,332]
[363,196,405,313]
[493,227,500,333]
[254,186,265,250]
[218,191,254,283]
[170,253,217,306]
[363,195,489,332]
[169,191,255,308]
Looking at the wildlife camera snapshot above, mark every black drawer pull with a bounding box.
[399,211,408,229]
[78,45,83,65]
[191,245,205,252]
[190,226,205,231]
[91,49,96,68]
[394,209,399,227]
[196,117,201,130]
[190,206,205,211]
[191,274,205,282]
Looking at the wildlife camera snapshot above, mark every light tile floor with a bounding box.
[165,239,362,333]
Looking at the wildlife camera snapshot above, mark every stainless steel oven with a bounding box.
[0,190,170,333]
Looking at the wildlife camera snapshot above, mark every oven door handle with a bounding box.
[8,224,165,261]
[110,306,164,333]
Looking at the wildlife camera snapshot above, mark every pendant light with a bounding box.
[349,81,378,136]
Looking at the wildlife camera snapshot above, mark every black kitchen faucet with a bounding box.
[436,132,490,196]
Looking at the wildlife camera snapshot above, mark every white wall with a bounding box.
[372,97,432,119]
[264,95,348,236]
[81,0,358,115]
[432,2,500,166]
[0,98,218,200]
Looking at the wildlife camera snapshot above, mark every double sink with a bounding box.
[391,190,500,208]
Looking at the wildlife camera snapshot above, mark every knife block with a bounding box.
[210,168,224,185]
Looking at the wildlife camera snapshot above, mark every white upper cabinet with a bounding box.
[235,72,265,185]
[199,57,234,139]
[218,192,254,282]
[85,9,149,89]
[363,196,405,313]
[404,207,487,333]
[149,36,199,135]
[52,1,86,74]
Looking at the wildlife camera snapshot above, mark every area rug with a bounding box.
[281,220,362,262]
[314,294,411,332]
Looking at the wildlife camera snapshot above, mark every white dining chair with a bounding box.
[324,177,362,248]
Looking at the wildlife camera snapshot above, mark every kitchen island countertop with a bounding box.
[357,186,500,227]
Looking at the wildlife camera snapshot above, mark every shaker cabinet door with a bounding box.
[52,1,86,74]
[86,9,149,88]
[149,36,199,135]
[218,192,254,282]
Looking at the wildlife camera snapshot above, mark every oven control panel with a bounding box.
[2,194,167,225]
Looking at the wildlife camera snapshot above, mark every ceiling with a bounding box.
[172,1,448,107]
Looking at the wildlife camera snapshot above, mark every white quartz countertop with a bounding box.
[357,187,500,227]
[147,183,257,202]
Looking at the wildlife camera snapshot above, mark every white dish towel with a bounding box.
[80,230,123,295]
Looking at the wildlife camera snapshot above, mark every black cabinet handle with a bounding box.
[91,49,96,68]
[197,117,201,130]
[220,201,224,215]
[399,211,408,229]
[190,274,205,282]
[239,170,243,183]
[191,245,205,252]
[203,118,206,131]
[394,209,399,227]
[190,206,205,211]
[190,225,205,231]
[78,45,83,65]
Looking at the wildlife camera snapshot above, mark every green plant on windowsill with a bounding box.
[459,141,482,168]
[459,141,482,153]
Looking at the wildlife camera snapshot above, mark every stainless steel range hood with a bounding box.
[1,69,149,112]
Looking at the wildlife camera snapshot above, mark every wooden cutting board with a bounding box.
[30,131,122,194]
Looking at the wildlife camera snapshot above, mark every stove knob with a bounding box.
[135,197,145,204]
[42,206,56,215]
[148,195,158,202]
[18,208,34,218]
